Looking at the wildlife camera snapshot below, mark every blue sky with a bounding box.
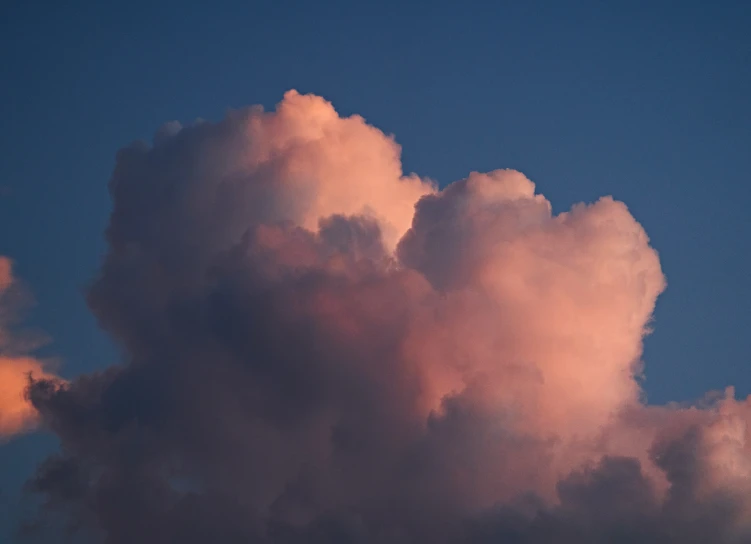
[0,1,749,539]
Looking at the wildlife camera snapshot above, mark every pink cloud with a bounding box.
[0,257,58,439]
[15,92,751,542]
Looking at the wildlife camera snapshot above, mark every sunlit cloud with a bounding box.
[14,92,751,543]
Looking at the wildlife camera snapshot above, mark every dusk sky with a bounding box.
[1,2,750,543]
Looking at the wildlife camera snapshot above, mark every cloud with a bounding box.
[0,257,57,439]
[17,92,751,543]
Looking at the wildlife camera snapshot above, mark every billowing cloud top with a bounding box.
[6,92,751,543]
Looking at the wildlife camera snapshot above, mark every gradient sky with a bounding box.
[0,1,749,541]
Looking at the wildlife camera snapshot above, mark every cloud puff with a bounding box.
[0,257,57,439]
[18,92,751,543]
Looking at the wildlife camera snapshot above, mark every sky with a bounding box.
[0,1,750,543]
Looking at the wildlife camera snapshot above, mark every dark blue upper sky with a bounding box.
[0,1,749,537]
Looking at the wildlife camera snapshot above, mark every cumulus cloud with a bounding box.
[0,257,57,439]
[16,91,751,543]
